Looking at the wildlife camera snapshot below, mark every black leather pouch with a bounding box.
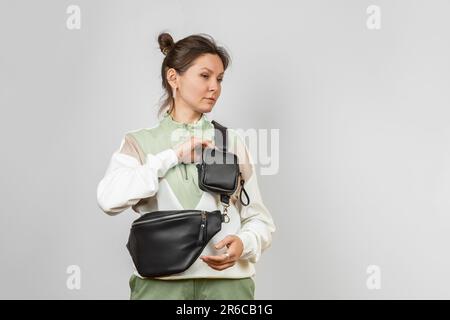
[196,120,250,208]
[197,147,240,195]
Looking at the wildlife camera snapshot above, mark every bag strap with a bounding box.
[211,120,227,152]
[210,120,250,211]
[211,120,230,208]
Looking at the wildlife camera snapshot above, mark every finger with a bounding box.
[201,255,227,263]
[214,236,234,250]
[206,248,237,262]
[192,140,214,162]
[201,253,234,263]
[193,144,206,162]
[204,261,235,271]
[201,140,215,149]
[202,258,234,268]
[192,139,210,152]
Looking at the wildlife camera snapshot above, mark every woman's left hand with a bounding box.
[200,235,243,271]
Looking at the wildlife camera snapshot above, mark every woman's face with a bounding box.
[175,53,225,114]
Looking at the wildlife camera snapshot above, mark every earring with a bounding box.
[173,87,177,99]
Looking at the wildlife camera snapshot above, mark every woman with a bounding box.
[96,32,276,300]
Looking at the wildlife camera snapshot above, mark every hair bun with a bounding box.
[158,32,175,56]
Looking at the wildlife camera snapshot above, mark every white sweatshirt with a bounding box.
[96,111,276,280]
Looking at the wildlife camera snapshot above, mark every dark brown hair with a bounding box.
[157,32,231,117]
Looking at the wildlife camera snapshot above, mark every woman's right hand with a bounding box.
[172,136,215,164]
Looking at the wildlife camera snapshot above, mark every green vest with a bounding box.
[128,111,216,209]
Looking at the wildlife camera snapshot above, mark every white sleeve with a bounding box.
[96,137,179,215]
[236,172,276,263]
[232,133,276,263]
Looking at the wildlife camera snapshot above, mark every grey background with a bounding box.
[1,0,449,299]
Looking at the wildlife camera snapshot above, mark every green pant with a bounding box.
[129,274,255,300]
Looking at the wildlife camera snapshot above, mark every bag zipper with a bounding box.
[197,211,207,245]
[132,211,201,227]
[133,210,209,246]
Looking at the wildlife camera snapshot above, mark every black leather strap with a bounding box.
[239,174,250,207]
[212,121,229,206]
[211,120,227,152]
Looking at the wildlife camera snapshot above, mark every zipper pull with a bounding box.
[197,211,207,245]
